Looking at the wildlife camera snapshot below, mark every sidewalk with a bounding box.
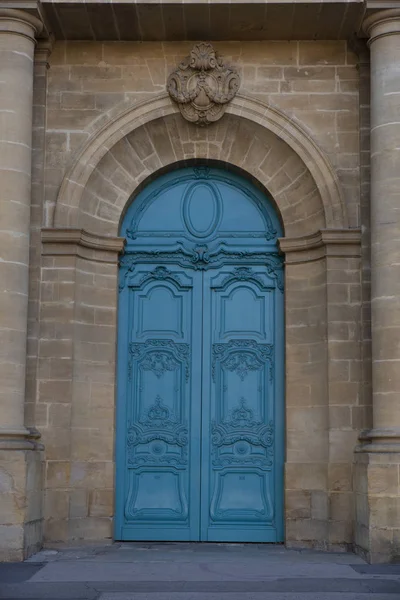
[1,542,400,600]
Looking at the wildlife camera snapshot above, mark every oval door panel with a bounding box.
[183,182,222,238]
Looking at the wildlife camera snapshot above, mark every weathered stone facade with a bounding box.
[0,0,400,564]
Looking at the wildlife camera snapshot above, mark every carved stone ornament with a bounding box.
[167,42,240,126]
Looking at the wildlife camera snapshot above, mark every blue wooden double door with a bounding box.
[116,167,284,543]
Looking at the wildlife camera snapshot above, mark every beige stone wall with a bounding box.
[38,246,118,542]
[282,235,362,551]
[0,448,43,560]
[29,40,366,548]
[44,40,360,227]
[355,453,400,562]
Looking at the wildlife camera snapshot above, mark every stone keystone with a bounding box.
[167,42,240,126]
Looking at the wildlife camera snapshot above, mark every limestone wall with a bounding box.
[30,40,366,548]
[44,41,360,227]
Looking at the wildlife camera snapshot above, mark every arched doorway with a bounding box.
[115,165,284,542]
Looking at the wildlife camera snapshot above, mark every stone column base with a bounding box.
[0,431,44,561]
[354,448,400,563]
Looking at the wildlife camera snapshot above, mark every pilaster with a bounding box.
[355,8,400,563]
[39,230,124,544]
[0,7,46,561]
[280,229,362,552]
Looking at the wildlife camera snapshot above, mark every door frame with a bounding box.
[114,165,285,542]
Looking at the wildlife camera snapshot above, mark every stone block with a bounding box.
[47,108,100,131]
[39,339,73,359]
[68,516,112,541]
[40,357,73,381]
[0,450,43,561]
[74,360,115,385]
[285,463,327,491]
[26,490,43,522]
[351,405,369,430]
[355,522,370,553]
[69,490,88,518]
[49,42,66,65]
[43,518,68,543]
[369,528,397,564]
[329,341,361,361]
[89,489,114,517]
[49,403,72,428]
[368,464,399,496]
[69,461,114,490]
[0,525,24,561]
[90,383,114,408]
[355,451,400,563]
[0,493,25,524]
[370,496,400,529]
[241,42,298,65]
[311,491,329,520]
[329,382,360,405]
[285,383,311,406]
[329,463,352,492]
[44,490,69,521]
[88,429,114,462]
[41,427,70,461]
[63,42,103,65]
[285,490,311,519]
[61,92,96,110]
[330,492,354,523]
[24,519,43,557]
[329,406,352,429]
[46,461,70,489]
[287,406,327,431]
[287,429,328,463]
[286,518,328,544]
[70,426,113,462]
[329,519,353,545]
[329,430,358,462]
[39,380,72,404]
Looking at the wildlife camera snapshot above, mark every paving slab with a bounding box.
[0,563,44,583]
[28,559,365,582]
[97,595,400,600]
[351,563,400,575]
[1,543,399,600]
[5,578,399,597]
[25,543,366,564]
[94,578,400,593]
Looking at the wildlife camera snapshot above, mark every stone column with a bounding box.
[0,9,42,444]
[354,9,400,563]
[363,9,400,449]
[0,8,44,562]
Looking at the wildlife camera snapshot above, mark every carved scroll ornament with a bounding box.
[167,42,240,126]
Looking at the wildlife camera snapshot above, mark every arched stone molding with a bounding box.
[53,94,347,235]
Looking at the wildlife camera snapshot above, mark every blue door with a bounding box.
[116,166,284,542]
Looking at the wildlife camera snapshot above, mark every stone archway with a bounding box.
[53,94,347,234]
[40,96,361,550]
[68,113,326,240]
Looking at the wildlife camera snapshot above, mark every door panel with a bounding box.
[116,264,203,541]
[201,266,280,542]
